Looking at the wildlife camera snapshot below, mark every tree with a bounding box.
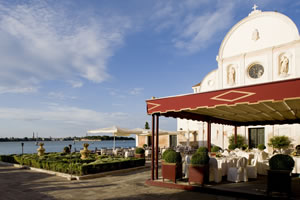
[268,136,292,152]
[145,122,150,129]
[228,134,246,149]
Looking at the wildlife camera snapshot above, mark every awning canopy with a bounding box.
[146,78,300,126]
[87,126,143,136]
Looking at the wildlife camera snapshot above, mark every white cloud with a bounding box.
[151,0,235,53]
[129,88,144,95]
[0,86,38,94]
[0,106,129,127]
[67,80,83,88]
[47,92,77,101]
[0,2,131,92]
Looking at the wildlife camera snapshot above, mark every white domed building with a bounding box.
[177,7,300,152]
[146,7,300,153]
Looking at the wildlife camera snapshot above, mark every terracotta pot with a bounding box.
[188,164,209,185]
[162,162,182,183]
[135,153,145,158]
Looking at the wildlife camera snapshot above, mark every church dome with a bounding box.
[218,10,299,59]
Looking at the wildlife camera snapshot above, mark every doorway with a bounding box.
[147,136,152,148]
[169,135,177,148]
[248,128,265,148]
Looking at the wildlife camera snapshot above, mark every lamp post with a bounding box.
[21,142,24,154]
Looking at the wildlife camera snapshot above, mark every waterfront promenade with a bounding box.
[0,163,245,200]
[1,162,299,200]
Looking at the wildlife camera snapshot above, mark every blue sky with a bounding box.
[0,0,299,138]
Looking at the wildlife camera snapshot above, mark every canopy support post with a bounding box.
[155,114,159,180]
[151,114,155,180]
[207,120,211,152]
[234,126,237,145]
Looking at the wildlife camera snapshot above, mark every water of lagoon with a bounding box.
[0,140,136,155]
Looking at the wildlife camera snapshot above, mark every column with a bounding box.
[155,114,159,180]
[151,115,155,180]
[207,121,211,152]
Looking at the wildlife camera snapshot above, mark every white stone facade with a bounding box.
[179,9,300,152]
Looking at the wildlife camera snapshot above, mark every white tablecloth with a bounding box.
[292,156,300,174]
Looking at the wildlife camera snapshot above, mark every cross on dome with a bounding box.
[249,4,261,16]
[252,4,258,11]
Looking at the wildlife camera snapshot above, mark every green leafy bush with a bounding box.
[63,146,70,154]
[241,144,248,151]
[228,144,237,150]
[228,134,246,149]
[0,155,17,163]
[268,136,292,150]
[211,146,221,153]
[197,147,208,153]
[0,152,145,176]
[164,150,182,163]
[257,144,266,151]
[143,144,147,148]
[135,147,145,154]
[162,149,173,159]
[191,152,210,165]
[269,154,295,171]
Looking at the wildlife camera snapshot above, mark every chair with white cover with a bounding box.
[257,151,269,175]
[247,158,258,179]
[183,155,191,178]
[227,157,248,183]
[209,157,222,183]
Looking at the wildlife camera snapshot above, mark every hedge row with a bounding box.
[0,153,145,176]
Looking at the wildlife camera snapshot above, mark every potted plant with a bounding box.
[241,144,248,151]
[135,147,145,158]
[210,146,220,156]
[228,144,237,151]
[268,136,292,153]
[188,147,210,185]
[267,154,295,197]
[162,149,182,183]
[228,135,246,149]
[162,148,173,161]
[257,144,266,151]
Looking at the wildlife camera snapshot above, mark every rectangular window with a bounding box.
[169,135,177,148]
[248,128,265,148]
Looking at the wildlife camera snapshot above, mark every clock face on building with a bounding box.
[248,64,264,79]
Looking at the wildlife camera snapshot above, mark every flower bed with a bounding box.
[0,153,145,176]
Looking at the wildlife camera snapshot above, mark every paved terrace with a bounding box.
[0,163,299,200]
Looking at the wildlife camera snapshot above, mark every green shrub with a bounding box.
[0,152,145,176]
[0,155,17,163]
[143,144,147,148]
[268,136,292,150]
[228,144,237,150]
[197,147,208,153]
[257,144,266,151]
[164,150,182,164]
[162,149,173,160]
[135,147,145,154]
[241,144,248,151]
[211,146,221,153]
[63,146,70,154]
[228,134,246,149]
[191,152,210,165]
[269,154,295,171]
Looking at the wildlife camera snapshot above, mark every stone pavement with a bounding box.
[0,164,247,200]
